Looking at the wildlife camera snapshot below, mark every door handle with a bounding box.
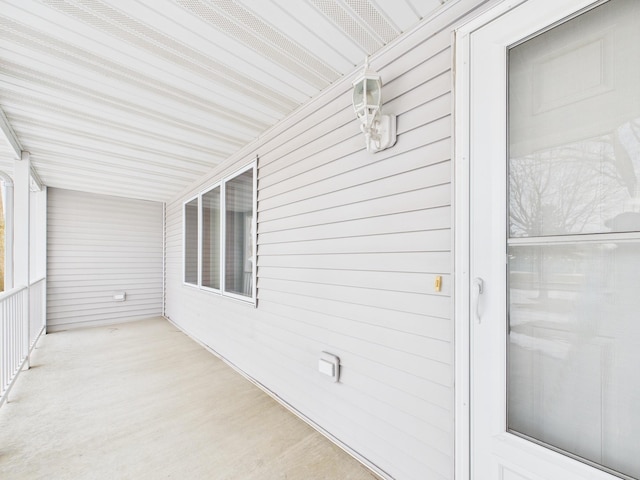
[473,277,484,323]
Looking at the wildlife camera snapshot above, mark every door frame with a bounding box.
[453,0,609,478]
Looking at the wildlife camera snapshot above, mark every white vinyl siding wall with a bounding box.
[165,2,485,479]
[47,188,163,331]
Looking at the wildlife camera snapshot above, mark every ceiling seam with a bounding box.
[216,0,341,82]
[4,99,233,157]
[309,0,383,54]
[8,114,226,167]
[0,17,276,129]
[343,0,402,41]
[0,62,257,145]
[176,0,335,89]
[34,1,301,112]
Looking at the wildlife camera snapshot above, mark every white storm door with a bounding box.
[465,0,640,479]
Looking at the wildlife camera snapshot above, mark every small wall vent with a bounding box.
[318,351,340,382]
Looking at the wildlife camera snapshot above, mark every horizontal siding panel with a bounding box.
[257,251,451,274]
[47,289,161,300]
[257,48,452,190]
[47,205,162,220]
[257,298,450,364]
[258,90,450,195]
[257,277,450,319]
[259,184,450,234]
[341,355,453,424]
[258,288,451,342]
[47,291,162,305]
[47,188,163,330]
[259,207,451,245]
[258,160,452,225]
[46,275,162,286]
[48,251,163,259]
[47,280,162,289]
[48,245,162,254]
[47,211,162,224]
[385,51,451,107]
[257,98,355,177]
[258,127,360,193]
[387,70,451,123]
[382,28,452,89]
[258,229,451,256]
[48,265,163,274]
[258,123,451,211]
[259,266,451,296]
[397,88,450,134]
[259,114,448,197]
[46,234,160,244]
[46,231,161,242]
[47,263,163,272]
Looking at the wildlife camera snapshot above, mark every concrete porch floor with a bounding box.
[0,317,380,480]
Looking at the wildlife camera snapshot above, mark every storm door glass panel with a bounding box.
[184,198,199,285]
[507,0,640,478]
[224,169,254,298]
[202,186,220,290]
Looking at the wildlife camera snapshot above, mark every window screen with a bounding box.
[184,197,199,285]
[224,169,254,298]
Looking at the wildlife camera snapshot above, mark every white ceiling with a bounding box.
[0,0,446,202]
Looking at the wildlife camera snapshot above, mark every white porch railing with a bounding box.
[0,277,46,406]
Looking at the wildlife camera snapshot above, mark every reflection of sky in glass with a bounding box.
[509,119,640,237]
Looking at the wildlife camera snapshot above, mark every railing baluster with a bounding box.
[0,278,47,406]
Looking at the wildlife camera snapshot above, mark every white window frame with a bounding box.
[182,162,257,305]
[182,193,200,288]
[220,163,257,304]
[200,182,222,294]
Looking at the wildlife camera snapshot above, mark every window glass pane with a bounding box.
[224,169,254,297]
[507,1,640,477]
[184,198,198,284]
[508,0,640,238]
[202,187,220,290]
[508,242,640,478]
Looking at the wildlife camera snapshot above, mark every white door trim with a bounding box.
[453,2,523,476]
[453,15,472,480]
[453,1,609,478]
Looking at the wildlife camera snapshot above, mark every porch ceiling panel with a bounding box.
[0,0,444,202]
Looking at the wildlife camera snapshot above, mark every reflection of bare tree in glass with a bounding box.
[509,133,635,299]
[509,138,629,238]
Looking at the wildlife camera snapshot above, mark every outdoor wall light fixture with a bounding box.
[352,57,396,153]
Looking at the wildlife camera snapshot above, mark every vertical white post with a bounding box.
[38,187,47,333]
[15,151,30,369]
[162,202,166,318]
